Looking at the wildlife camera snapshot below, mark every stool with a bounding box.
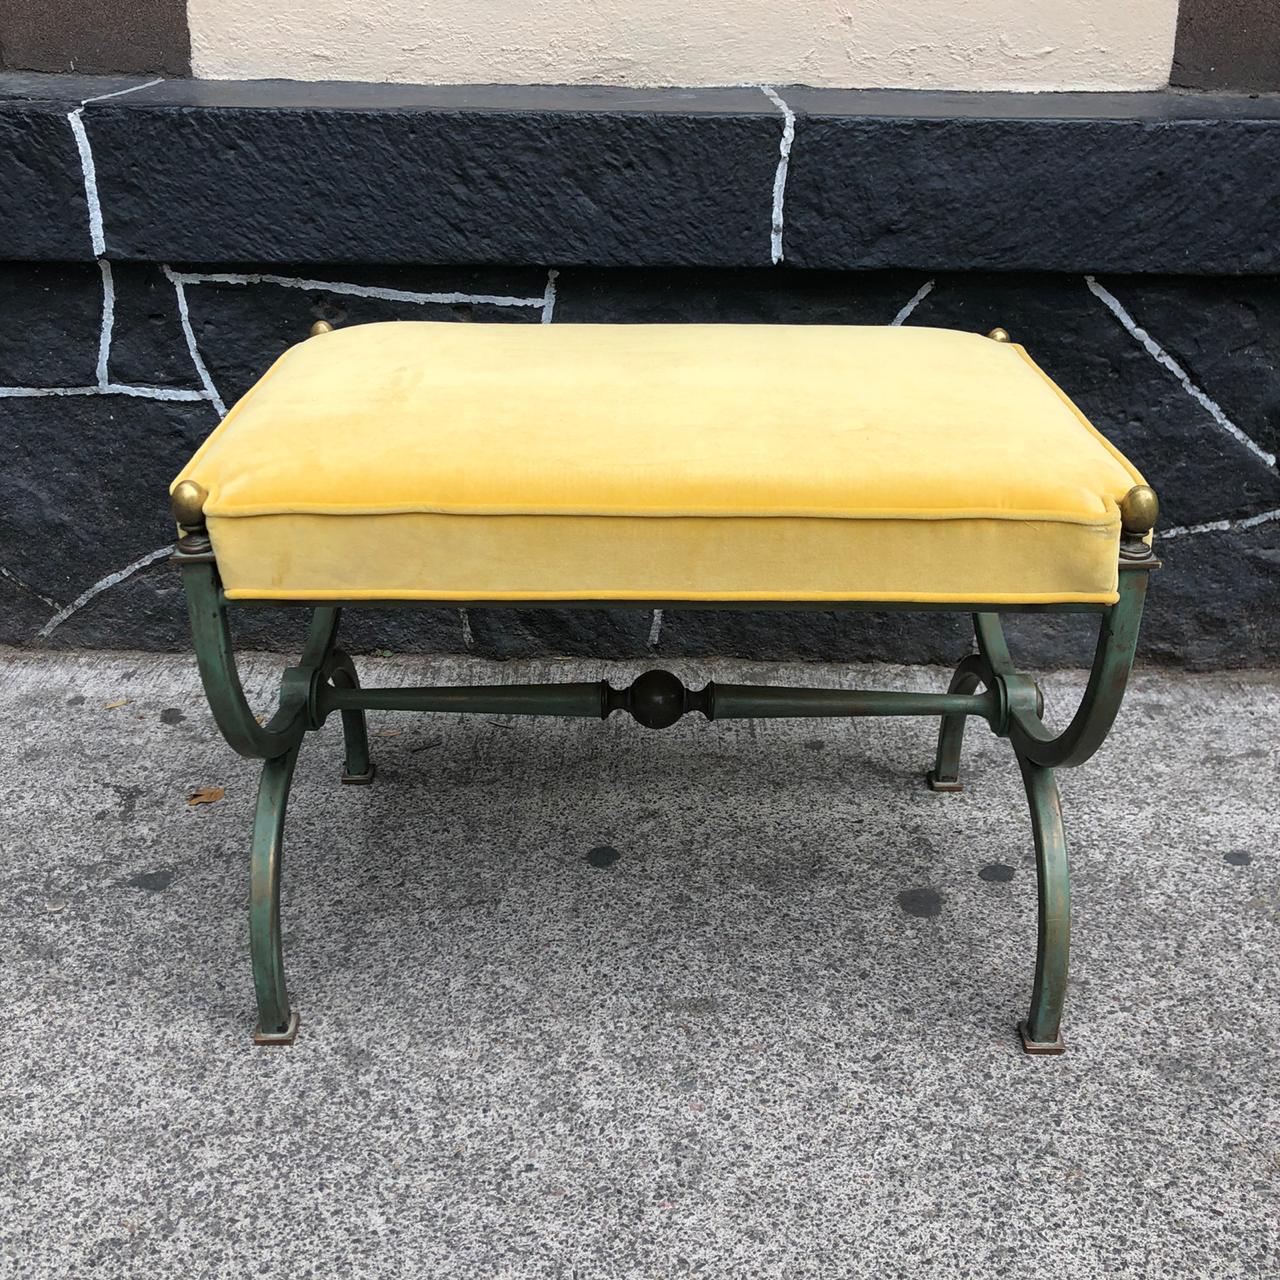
[170,319,1159,1053]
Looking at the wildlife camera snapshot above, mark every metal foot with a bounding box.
[325,649,374,783]
[253,1009,301,1045]
[1018,1019,1066,1056]
[929,653,989,794]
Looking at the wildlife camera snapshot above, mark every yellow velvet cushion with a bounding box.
[173,322,1144,604]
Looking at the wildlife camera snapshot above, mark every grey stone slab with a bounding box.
[98,79,776,115]
[0,648,1277,1278]
[781,86,1280,121]
[0,72,153,103]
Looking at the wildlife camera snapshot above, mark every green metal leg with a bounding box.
[1016,752,1070,1055]
[927,653,990,792]
[325,649,375,785]
[250,743,302,1045]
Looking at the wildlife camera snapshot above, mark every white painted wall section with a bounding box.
[190,0,1181,91]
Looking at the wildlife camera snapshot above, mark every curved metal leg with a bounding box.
[325,649,375,784]
[927,653,991,792]
[976,567,1151,769]
[1016,752,1070,1055]
[251,743,302,1044]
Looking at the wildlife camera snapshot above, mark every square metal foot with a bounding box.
[926,770,964,793]
[341,764,376,786]
[253,1009,300,1045]
[1018,1019,1065,1056]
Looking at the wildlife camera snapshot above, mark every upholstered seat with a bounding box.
[173,321,1145,604]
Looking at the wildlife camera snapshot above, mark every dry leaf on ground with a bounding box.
[186,786,225,806]
[102,699,130,710]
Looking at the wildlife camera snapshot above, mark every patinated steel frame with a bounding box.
[170,481,1159,1054]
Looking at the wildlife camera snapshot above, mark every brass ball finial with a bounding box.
[309,320,334,338]
[987,327,1011,343]
[1120,484,1159,536]
[171,480,208,529]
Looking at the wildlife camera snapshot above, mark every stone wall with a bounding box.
[2,75,1278,668]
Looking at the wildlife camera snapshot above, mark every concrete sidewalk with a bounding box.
[1,647,1277,1278]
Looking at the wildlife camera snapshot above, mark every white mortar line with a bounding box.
[759,86,795,266]
[163,266,229,418]
[458,608,475,650]
[37,544,175,639]
[647,609,664,648]
[891,279,935,326]
[0,565,59,609]
[0,383,209,401]
[171,270,546,310]
[1161,507,1280,540]
[1085,275,1276,469]
[66,108,106,258]
[541,268,559,323]
[80,78,164,105]
[95,259,115,387]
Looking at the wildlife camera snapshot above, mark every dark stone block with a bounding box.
[0,393,214,645]
[0,261,100,386]
[657,610,973,666]
[5,76,1280,274]
[1141,520,1280,669]
[903,273,1280,529]
[465,608,653,660]
[1000,613,1104,669]
[45,576,469,653]
[107,263,200,389]
[0,101,92,260]
[0,567,55,641]
[783,97,1280,274]
[177,265,548,408]
[40,554,189,650]
[1089,277,1280,471]
[553,266,926,324]
[87,88,778,267]
[332,608,466,657]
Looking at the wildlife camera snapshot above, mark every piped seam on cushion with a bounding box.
[169,342,299,493]
[222,586,1123,604]
[200,505,1124,525]
[1011,344,1145,488]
